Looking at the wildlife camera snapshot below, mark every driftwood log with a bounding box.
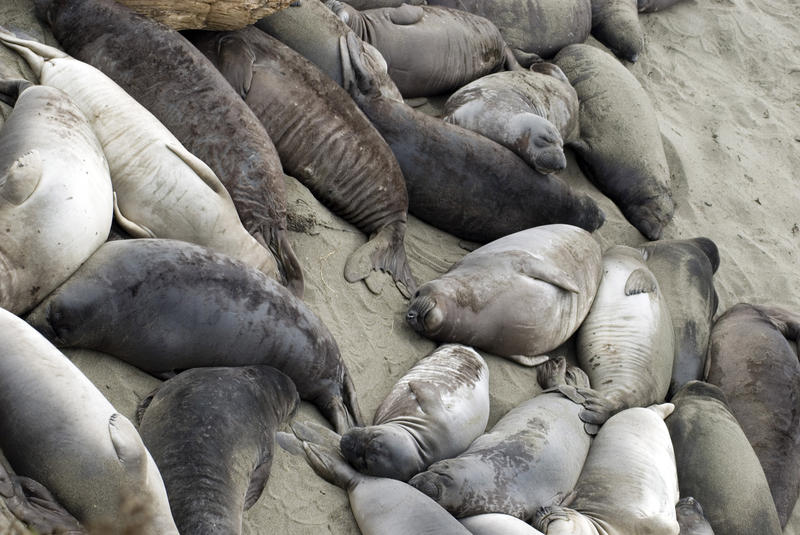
[115,0,293,30]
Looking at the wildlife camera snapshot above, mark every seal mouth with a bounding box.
[406,294,435,333]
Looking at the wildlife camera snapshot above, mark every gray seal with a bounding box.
[339,344,489,481]
[442,64,580,174]
[666,381,782,535]
[590,0,645,62]
[706,303,800,526]
[35,0,304,296]
[406,225,602,366]
[676,497,715,535]
[555,43,674,240]
[137,366,300,535]
[25,238,363,434]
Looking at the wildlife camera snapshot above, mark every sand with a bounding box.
[0,0,799,533]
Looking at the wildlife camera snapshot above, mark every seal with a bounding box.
[0,81,111,316]
[339,344,489,481]
[555,43,674,240]
[665,381,782,535]
[705,303,800,526]
[0,307,178,533]
[533,404,679,535]
[344,0,425,7]
[460,514,545,535]
[638,0,688,12]
[325,1,518,98]
[590,0,645,62]
[24,238,363,434]
[575,245,675,424]
[0,30,281,282]
[640,237,719,398]
[408,358,594,521]
[186,26,415,294]
[425,0,592,61]
[406,225,602,366]
[34,0,304,296]
[136,366,300,535]
[442,64,580,174]
[340,32,605,243]
[676,497,715,535]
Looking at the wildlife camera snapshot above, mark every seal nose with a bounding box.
[408,474,441,500]
[339,428,367,469]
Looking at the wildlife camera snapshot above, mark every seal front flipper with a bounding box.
[276,431,305,456]
[215,34,255,99]
[165,142,229,197]
[514,253,581,293]
[344,221,417,297]
[302,441,359,491]
[1,150,42,205]
[243,457,274,510]
[624,268,658,295]
[113,192,157,238]
[573,387,624,428]
[108,413,148,477]
[387,4,424,25]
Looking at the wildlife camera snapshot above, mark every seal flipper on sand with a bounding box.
[344,221,416,297]
[243,459,274,510]
[290,420,343,451]
[539,357,599,434]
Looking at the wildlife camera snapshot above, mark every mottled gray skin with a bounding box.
[425,0,592,60]
[590,0,644,62]
[640,237,720,398]
[442,64,579,174]
[137,366,299,535]
[340,32,605,243]
[666,381,782,535]
[186,26,415,294]
[555,44,674,240]
[408,359,593,521]
[706,303,800,527]
[406,225,602,365]
[676,498,715,535]
[24,239,363,434]
[327,2,515,98]
[34,0,304,297]
[637,0,688,12]
[340,345,489,481]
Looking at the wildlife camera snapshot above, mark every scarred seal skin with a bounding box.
[555,43,674,240]
[706,303,800,527]
[590,0,645,62]
[34,0,304,296]
[406,225,602,366]
[676,497,715,535]
[0,82,111,316]
[666,381,782,535]
[137,366,300,535]
[24,239,363,434]
[340,344,489,481]
[187,26,415,294]
[340,32,605,243]
[0,307,178,533]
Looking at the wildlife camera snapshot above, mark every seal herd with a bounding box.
[0,0,797,534]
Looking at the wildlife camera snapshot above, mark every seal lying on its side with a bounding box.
[25,239,363,434]
[137,366,299,535]
[340,32,605,243]
[0,308,178,533]
[187,26,415,294]
[676,498,715,535]
[0,81,111,315]
[340,344,489,481]
[706,303,800,526]
[442,64,579,175]
[406,225,602,366]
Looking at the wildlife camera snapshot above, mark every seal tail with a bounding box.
[344,221,417,297]
[0,27,67,79]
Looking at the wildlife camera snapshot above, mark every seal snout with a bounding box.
[406,294,437,333]
[339,427,368,470]
[408,473,441,500]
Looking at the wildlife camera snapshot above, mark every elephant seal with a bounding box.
[137,366,299,535]
[461,514,544,535]
[0,307,178,533]
[640,237,719,398]
[575,245,675,423]
[25,238,363,433]
[706,303,800,526]
[340,344,489,481]
[676,498,715,535]
[533,404,679,535]
[0,31,281,282]
[408,358,594,520]
[590,0,645,62]
[340,32,605,243]
[406,225,602,365]
[667,381,782,535]
[34,0,304,296]
[346,0,425,7]
[638,0,688,12]
[425,0,592,61]
[442,64,579,174]
[0,81,111,315]
[325,1,517,98]
[186,27,415,295]
[555,44,674,240]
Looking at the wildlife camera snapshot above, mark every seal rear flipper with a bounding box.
[290,420,343,450]
[113,192,157,238]
[573,387,624,428]
[536,356,566,389]
[1,150,43,205]
[387,4,424,25]
[270,227,305,298]
[624,268,658,296]
[276,431,305,456]
[165,142,230,198]
[344,221,416,297]
[318,372,365,433]
[215,34,255,99]
[302,441,360,491]
[243,457,274,510]
[0,78,34,106]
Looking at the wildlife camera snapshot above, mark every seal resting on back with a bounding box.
[406,225,602,365]
[186,26,415,294]
[24,238,363,434]
[340,32,605,242]
[705,303,800,526]
[34,0,304,296]
[555,44,674,240]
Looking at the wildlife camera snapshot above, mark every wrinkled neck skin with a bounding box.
[376,421,428,478]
